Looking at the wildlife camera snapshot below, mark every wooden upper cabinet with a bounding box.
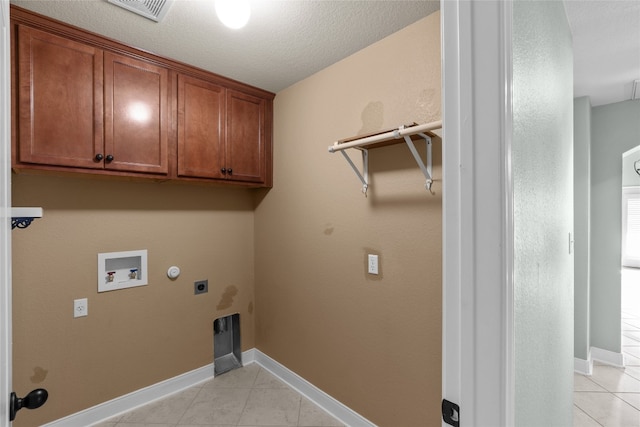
[177,74,225,179]
[16,25,104,169]
[226,90,266,183]
[178,79,269,184]
[104,52,169,174]
[11,5,273,186]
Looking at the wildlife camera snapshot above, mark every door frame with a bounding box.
[1,0,12,425]
[441,0,514,425]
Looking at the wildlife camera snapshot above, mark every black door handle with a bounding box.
[10,389,48,421]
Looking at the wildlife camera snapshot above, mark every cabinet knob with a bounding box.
[221,168,227,175]
[227,168,232,175]
[105,155,114,163]
[95,154,104,161]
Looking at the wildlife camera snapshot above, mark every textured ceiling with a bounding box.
[9,1,639,106]
[565,0,640,107]
[9,0,440,94]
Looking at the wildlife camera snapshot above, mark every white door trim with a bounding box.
[0,0,12,425]
[441,1,514,425]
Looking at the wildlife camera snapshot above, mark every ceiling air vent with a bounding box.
[107,0,173,22]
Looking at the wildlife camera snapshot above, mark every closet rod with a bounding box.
[328,120,442,153]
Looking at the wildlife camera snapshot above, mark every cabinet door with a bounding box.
[226,89,265,183]
[104,52,169,174]
[177,74,225,179]
[17,25,103,168]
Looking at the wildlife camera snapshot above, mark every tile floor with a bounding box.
[574,268,640,426]
[95,363,344,427]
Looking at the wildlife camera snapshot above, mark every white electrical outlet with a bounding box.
[368,254,379,275]
[74,298,88,318]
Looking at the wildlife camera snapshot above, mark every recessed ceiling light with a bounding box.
[215,0,251,29]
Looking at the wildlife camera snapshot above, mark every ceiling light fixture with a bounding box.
[215,0,251,29]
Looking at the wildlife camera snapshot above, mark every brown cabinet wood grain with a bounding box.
[104,52,169,175]
[11,5,274,187]
[226,89,266,183]
[177,77,268,184]
[177,74,225,180]
[17,25,104,169]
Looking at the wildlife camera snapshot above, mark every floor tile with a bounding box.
[179,387,252,425]
[624,331,640,341]
[624,366,640,382]
[625,346,640,359]
[574,392,640,426]
[589,366,640,392]
[624,335,640,346]
[238,388,302,426]
[298,398,344,427]
[575,373,608,392]
[573,405,603,427]
[614,393,640,411]
[119,387,199,424]
[202,363,261,389]
[253,368,290,389]
[625,352,640,367]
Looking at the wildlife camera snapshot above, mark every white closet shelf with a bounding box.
[328,121,442,195]
[11,207,43,230]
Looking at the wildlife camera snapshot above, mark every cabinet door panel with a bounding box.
[226,90,265,183]
[104,52,169,174]
[178,75,225,179]
[17,25,103,168]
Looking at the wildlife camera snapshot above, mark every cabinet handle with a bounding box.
[95,154,104,161]
[105,155,114,163]
[221,168,227,175]
[227,168,232,175]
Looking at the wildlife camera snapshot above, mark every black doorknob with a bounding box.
[95,153,104,161]
[10,388,48,421]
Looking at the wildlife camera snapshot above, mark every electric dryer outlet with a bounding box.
[194,280,208,295]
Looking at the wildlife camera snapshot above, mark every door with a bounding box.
[226,89,265,183]
[104,52,169,175]
[177,74,226,179]
[1,0,12,425]
[16,25,103,169]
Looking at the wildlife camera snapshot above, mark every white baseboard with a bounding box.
[590,346,625,368]
[43,349,255,427]
[254,349,377,427]
[574,357,593,375]
[42,348,376,427]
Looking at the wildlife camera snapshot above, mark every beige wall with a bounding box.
[255,12,442,427]
[12,175,256,425]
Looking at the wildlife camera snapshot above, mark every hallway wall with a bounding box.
[574,96,592,361]
[590,99,640,354]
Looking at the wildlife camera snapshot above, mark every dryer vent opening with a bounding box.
[213,313,242,376]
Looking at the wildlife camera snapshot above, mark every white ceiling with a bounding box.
[565,0,640,107]
[9,0,640,106]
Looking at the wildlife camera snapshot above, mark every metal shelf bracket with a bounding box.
[404,132,433,191]
[11,207,43,230]
[340,148,369,196]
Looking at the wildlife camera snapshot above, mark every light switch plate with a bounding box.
[368,254,379,275]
